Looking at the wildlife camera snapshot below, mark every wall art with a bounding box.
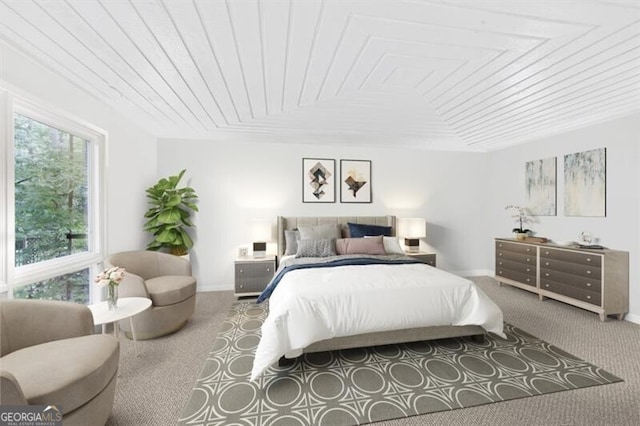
[340,159,371,203]
[564,148,606,217]
[302,158,335,203]
[526,157,557,216]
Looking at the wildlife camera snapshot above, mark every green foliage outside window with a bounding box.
[13,114,90,303]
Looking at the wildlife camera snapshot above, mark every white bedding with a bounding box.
[250,258,504,381]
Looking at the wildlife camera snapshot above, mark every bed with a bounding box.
[250,215,504,381]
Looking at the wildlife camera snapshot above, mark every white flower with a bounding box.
[95,266,126,287]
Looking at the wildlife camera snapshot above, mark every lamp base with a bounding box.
[404,238,420,253]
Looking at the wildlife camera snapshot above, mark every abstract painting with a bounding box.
[526,157,557,216]
[302,158,335,203]
[564,148,606,217]
[340,159,371,203]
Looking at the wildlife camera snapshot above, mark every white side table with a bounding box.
[88,297,152,355]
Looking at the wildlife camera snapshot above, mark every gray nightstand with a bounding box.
[234,256,276,297]
[405,251,436,267]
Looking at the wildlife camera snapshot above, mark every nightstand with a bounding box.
[405,251,436,267]
[234,256,276,297]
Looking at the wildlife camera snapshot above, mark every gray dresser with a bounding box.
[495,238,629,321]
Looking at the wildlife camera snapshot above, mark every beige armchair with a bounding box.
[0,299,119,426]
[105,250,197,340]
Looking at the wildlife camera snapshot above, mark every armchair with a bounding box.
[105,250,197,339]
[0,299,119,426]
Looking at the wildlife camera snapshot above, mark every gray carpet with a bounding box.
[177,301,621,425]
[105,277,640,425]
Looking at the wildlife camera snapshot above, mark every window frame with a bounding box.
[1,89,107,302]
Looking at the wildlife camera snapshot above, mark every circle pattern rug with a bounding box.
[179,301,622,425]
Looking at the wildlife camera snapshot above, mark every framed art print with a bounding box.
[302,158,335,203]
[564,148,606,217]
[340,159,371,203]
[526,157,557,216]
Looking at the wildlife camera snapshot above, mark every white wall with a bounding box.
[0,41,157,254]
[486,114,640,322]
[157,139,490,291]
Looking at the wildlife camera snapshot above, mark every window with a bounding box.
[1,91,105,303]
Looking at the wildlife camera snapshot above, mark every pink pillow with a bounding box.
[335,237,386,255]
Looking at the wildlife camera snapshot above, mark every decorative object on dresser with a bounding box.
[398,217,425,252]
[340,159,371,203]
[526,156,557,215]
[495,238,628,321]
[302,158,335,203]
[564,148,606,217]
[404,251,436,267]
[235,255,276,297]
[504,205,533,240]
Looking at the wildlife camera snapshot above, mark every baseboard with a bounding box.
[456,269,494,277]
[197,284,233,293]
[625,312,640,325]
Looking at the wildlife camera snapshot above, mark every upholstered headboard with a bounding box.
[277,215,396,258]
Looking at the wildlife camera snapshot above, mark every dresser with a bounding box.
[495,238,628,321]
[405,251,436,267]
[234,256,276,297]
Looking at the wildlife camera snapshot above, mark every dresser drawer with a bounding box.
[496,250,537,266]
[540,247,602,267]
[539,268,601,292]
[540,280,601,306]
[235,258,275,295]
[495,268,536,286]
[496,241,536,255]
[496,259,536,276]
[539,257,601,279]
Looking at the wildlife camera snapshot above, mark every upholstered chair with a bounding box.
[105,250,197,340]
[0,299,119,426]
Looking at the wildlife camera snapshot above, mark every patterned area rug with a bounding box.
[179,301,622,425]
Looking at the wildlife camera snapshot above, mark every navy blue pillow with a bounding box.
[347,222,393,238]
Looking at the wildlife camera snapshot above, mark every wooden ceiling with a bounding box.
[1,0,639,151]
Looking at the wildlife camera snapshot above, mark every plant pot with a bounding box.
[515,233,528,241]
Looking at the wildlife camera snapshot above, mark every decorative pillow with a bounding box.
[295,238,336,258]
[335,237,386,255]
[284,229,300,256]
[366,236,405,254]
[347,222,393,238]
[298,224,341,241]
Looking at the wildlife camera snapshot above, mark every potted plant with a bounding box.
[505,205,532,240]
[144,169,198,256]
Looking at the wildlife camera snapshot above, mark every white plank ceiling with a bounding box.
[1,0,639,151]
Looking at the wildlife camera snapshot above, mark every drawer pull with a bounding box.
[239,284,244,288]
[586,258,591,262]
[499,253,503,256]
[239,269,243,273]
[545,273,550,277]
[498,270,502,274]
[586,282,592,287]
[267,268,271,272]
[526,248,531,252]
[586,270,591,275]
[586,295,591,300]
[526,268,530,272]
[499,244,502,247]
[545,262,549,266]
[498,261,502,265]
[545,251,549,255]
[545,284,549,288]
[526,258,531,262]
[526,278,530,282]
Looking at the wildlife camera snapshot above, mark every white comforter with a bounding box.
[250,259,504,381]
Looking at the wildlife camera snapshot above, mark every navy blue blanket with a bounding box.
[256,257,424,303]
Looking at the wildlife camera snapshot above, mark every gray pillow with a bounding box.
[284,229,300,256]
[295,238,336,258]
[298,223,341,241]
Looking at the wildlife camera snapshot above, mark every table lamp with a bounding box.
[399,218,425,253]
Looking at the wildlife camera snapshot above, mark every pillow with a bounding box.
[284,229,300,256]
[298,223,341,241]
[335,237,386,255]
[347,222,392,238]
[366,236,405,254]
[295,238,336,258]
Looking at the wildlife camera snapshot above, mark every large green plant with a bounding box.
[144,170,198,256]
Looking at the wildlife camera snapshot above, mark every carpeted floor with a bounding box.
[106,277,640,425]
[177,301,621,425]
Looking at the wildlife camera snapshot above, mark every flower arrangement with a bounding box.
[95,266,126,288]
[95,266,126,310]
[505,205,533,235]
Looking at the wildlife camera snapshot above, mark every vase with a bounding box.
[107,285,118,310]
[515,232,528,241]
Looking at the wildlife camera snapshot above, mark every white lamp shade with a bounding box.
[398,218,426,238]
[250,221,272,242]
